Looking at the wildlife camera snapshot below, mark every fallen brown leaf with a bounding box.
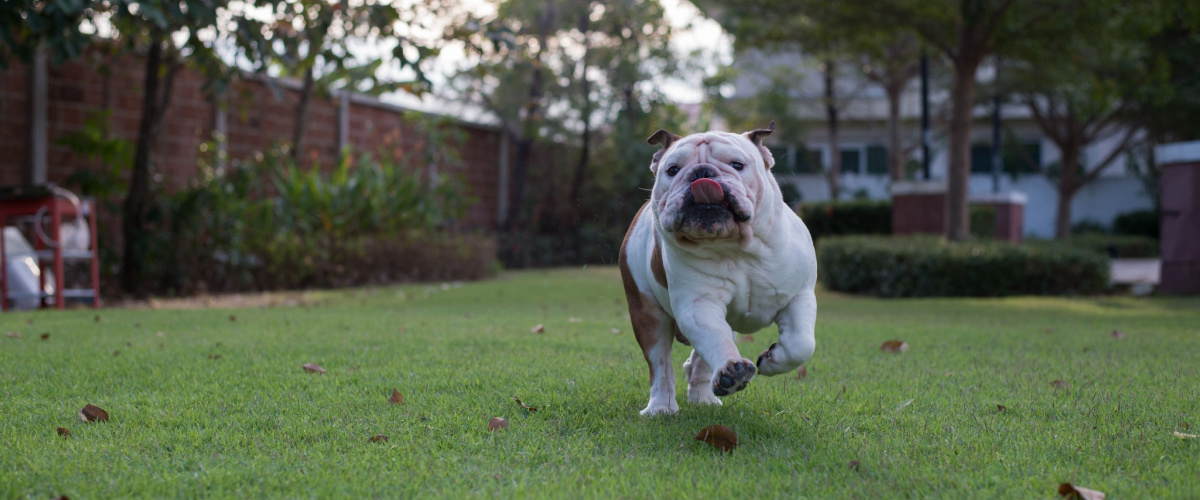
[302,363,325,374]
[1173,431,1197,439]
[694,424,738,452]
[1058,483,1106,500]
[113,350,120,357]
[487,417,508,431]
[40,333,50,340]
[56,427,71,437]
[229,315,237,322]
[847,460,861,471]
[389,388,405,404]
[530,324,545,334]
[880,340,909,353]
[79,404,109,422]
[94,315,100,323]
[156,331,165,338]
[737,335,755,343]
[796,366,808,379]
[569,317,581,323]
[997,404,1007,412]
[1050,380,1070,388]
[369,435,389,443]
[1110,329,1126,339]
[207,354,222,360]
[511,396,538,412]
[5,332,20,338]
[26,319,33,326]
[610,328,621,334]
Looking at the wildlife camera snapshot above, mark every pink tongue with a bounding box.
[691,178,724,204]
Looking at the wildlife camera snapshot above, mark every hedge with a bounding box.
[818,236,1110,297]
[1113,209,1160,240]
[1048,233,1160,258]
[796,200,891,242]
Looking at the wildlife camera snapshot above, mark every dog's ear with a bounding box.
[647,129,681,173]
[743,121,776,169]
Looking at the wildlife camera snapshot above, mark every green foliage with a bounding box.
[796,200,891,243]
[1036,233,1160,259]
[58,110,133,202]
[819,236,1110,297]
[1113,209,1160,240]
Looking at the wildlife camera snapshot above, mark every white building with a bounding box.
[728,50,1154,238]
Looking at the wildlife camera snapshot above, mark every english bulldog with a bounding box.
[618,121,818,415]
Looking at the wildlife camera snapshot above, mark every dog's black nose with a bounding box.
[690,166,717,181]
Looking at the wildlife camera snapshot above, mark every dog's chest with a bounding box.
[721,262,801,333]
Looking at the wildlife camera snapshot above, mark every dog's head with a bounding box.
[647,122,777,244]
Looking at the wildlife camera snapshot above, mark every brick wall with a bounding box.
[0,50,505,231]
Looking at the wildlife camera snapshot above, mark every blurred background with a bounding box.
[0,0,1197,303]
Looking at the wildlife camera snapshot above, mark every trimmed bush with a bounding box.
[1113,209,1160,240]
[1035,233,1160,259]
[796,200,891,242]
[818,236,1110,297]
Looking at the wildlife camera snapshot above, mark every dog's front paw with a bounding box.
[712,358,755,397]
[640,400,679,416]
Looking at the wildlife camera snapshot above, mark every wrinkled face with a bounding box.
[651,132,769,243]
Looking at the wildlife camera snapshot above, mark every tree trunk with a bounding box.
[121,34,177,296]
[291,66,316,164]
[824,61,841,201]
[946,59,979,241]
[886,84,904,182]
[1054,148,1080,239]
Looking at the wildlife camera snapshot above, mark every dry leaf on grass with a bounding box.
[610,328,621,335]
[40,333,50,340]
[5,332,19,338]
[997,405,1007,412]
[487,417,508,431]
[847,460,861,471]
[56,427,71,437]
[569,317,581,323]
[1173,431,1197,439]
[1050,380,1070,388]
[369,435,389,443]
[207,354,222,360]
[796,366,808,379]
[229,315,237,322]
[880,340,909,353]
[511,396,538,412]
[694,425,738,452]
[79,404,109,422]
[1110,329,1126,339]
[1058,483,1106,500]
[302,363,325,374]
[737,335,755,343]
[156,331,165,338]
[389,388,405,404]
[112,350,120,357]
[530,324,545,334]
[94,315,100,323]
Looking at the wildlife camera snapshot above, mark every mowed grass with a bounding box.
[2,268,1199,499]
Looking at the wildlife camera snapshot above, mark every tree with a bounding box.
[858,34,921,182]
[243,0,436,163]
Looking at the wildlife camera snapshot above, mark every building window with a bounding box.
[866,146,888,175]
[796,148,823,174]
[970,142,1041,174]
[841,149,861,174]
[767,146,792,171]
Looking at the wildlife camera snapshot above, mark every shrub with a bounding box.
[818,236,1110,297]
[1113,209,1160,240]
[796,200,891,242]
[1035,233,1159,259]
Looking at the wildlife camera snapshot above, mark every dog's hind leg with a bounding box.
[683,349,721,405]
[757,291,817,376]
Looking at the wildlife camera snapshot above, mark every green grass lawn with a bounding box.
[2,267,1198,498]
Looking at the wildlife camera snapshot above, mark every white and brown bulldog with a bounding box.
[618,122,818,415]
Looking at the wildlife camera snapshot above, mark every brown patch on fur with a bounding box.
[619,202,666,381]
[650,237,668,289]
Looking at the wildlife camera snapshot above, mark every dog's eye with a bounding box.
[731,161,745,171]
[666,165,680,176]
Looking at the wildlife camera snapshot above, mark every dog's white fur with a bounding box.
[619,124,818,416]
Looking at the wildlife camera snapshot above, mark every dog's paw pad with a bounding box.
[712,359,755,397]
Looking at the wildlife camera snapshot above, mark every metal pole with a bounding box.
[28,44,48,185]
[991,59,1002,193]
[920,53,931,180]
